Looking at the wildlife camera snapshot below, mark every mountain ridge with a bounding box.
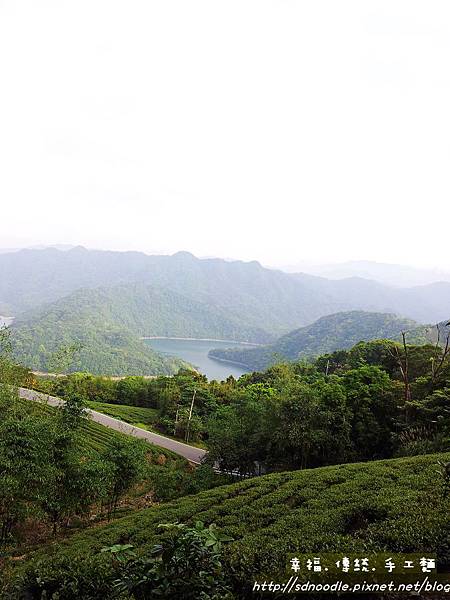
[2,247,450,330]
[208,311,428,371]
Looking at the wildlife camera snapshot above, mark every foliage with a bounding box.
[438,460,450,497]
[86,401,158,429]
[102,438,148,519]
[6,452,450,598]
[110,521,233,599]
[0,389,207,547]
[150,464,228,503]
[32,335,450,473]
[209,311,421,370]
[9,287,198,376]
[0,395,55,543]
[0,326,33,386]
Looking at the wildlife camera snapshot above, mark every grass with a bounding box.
[37,401,131,453]
[6,451,450,597]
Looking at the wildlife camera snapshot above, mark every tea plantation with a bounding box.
[5,451,450,598]
[85,401,158,430]
[38,402,163,455]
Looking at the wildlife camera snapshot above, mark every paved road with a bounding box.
[19,387,207,465]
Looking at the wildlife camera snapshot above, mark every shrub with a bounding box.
[110,522,233,599]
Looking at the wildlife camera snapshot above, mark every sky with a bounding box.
[0,1,449,269]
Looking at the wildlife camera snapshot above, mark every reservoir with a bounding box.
[144,338,255,380]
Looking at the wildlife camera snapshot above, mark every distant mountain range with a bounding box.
[2,247,450,325]
[0,244,76,256]
[208,311,439,371]
[2,247,450,375]
[282,260,450,288]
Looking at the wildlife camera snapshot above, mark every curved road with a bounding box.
[19,387,207,465]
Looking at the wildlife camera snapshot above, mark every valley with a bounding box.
[3,247,450,378]
[1,248,450,599]
[144,337,257,379]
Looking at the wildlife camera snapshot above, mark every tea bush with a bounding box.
[5,451,450,598]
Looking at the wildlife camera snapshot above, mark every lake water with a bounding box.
[144,338,256,380]
[0,316,13,327]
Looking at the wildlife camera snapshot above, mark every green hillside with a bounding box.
[407,319,450,346]
[26,283,271,342]
[39,401,165,455]
[3,247,450,334]
[209,311,421,370]
[7,452,450,598]
[10,297,191,376]
[9,281,272,375]
[4,249,450,378]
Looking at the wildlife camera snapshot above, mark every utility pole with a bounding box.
[185,389,196,443]
[173,405,179,436]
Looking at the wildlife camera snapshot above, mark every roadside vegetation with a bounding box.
[34,332,450,473]
[0,330,226,563]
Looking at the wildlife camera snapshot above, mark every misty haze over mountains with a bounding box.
[281,260,450,288]
[2,245,450,288]
[1,246,450,325]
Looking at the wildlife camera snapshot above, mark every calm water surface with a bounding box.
[145,338,256,380]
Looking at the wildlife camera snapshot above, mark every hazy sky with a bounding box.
[1,1,449,268]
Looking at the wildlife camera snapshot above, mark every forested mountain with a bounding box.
[407,318,450,346]
[10,283,269,373]
[10,290,193,376]
[4,248,450,375]
[2,247,450,336]
[0,247,343,335]
[208,311,422,370]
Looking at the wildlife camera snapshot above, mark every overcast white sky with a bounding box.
[0,1,449,268]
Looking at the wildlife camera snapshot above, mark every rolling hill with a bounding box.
[208,311,423,371]
[285,259,450,287]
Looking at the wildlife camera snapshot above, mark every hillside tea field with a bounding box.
[5,451,450,598]
[86,401,159,430]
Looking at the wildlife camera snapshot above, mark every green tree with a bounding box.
[207,388,270,475]
[41,436,109,534]
[342,365,398,460]
[268,382,327,469]
[102,437,147,519]
[0,394,54,543]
